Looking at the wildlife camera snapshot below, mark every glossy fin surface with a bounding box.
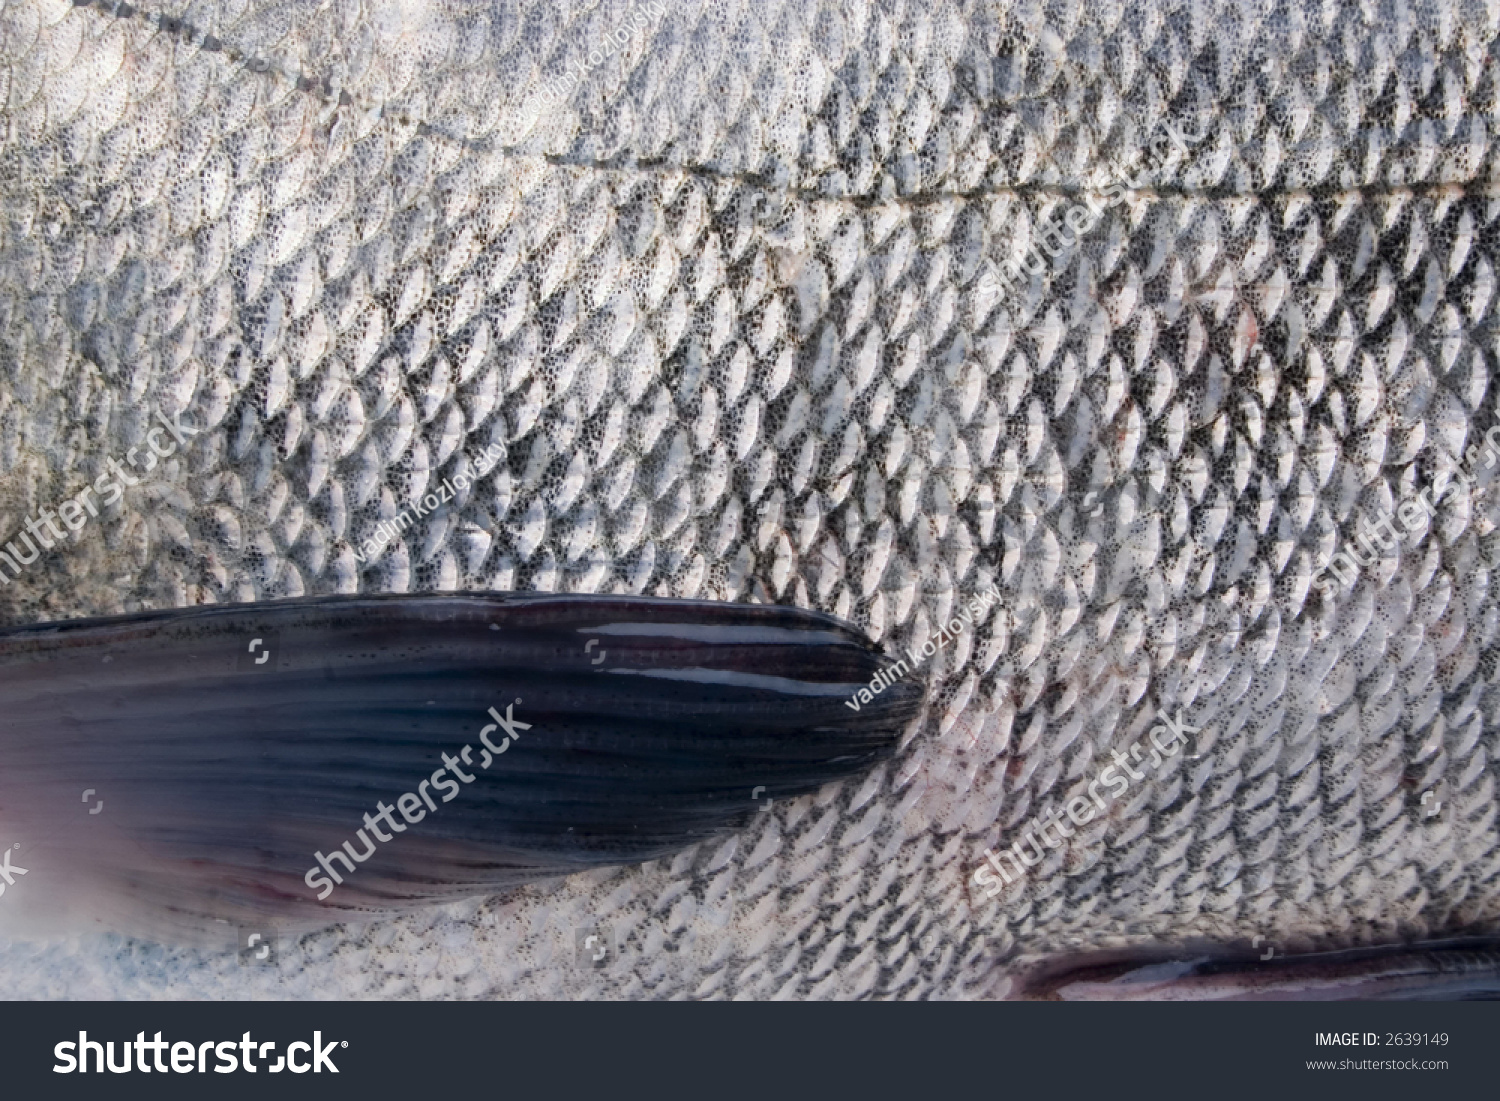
[0,593,921,941]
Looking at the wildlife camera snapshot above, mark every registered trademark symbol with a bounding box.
[341,1041,348,1048]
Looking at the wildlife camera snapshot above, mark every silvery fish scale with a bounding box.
[0,0,1497,998]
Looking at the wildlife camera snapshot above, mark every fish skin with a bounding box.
[0,0,1497,998]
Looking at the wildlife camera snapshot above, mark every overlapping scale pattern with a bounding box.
[0,0,1497,998]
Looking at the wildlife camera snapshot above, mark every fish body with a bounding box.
[0,0,1497,997]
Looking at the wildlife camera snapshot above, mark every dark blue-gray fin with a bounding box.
[0,593,921,942]
[1010,939,1500,1000]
